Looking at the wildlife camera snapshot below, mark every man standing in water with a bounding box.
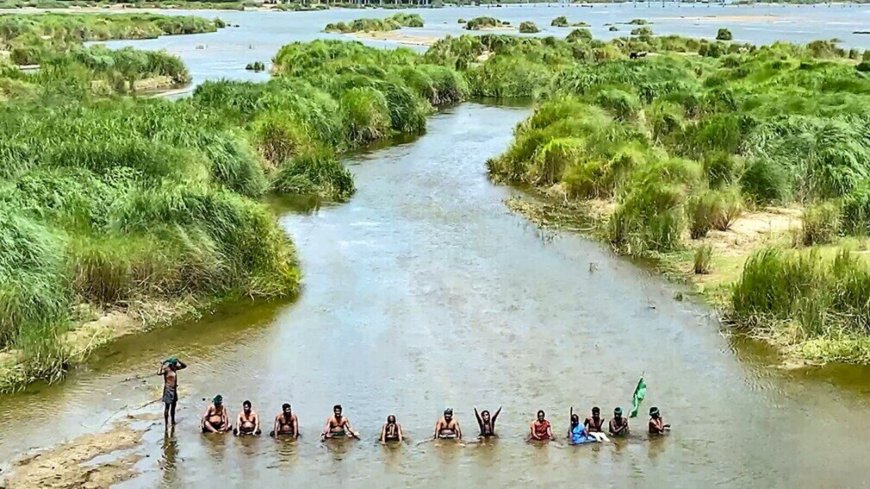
[474,407,502,438]
[271,403,299,438]
[322,404,359,440]
[609,407,629,437]
[379,415,403,444]
[235,400,261,436]
[648,407,671,435]
[158,357,187,425]
[202,395,232,433]
[434,408,462,440]
[529,410,554,442]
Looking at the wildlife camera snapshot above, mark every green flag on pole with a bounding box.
[629,376,646,418]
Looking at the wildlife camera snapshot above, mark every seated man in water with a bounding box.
[271,403,299,439]
[474,406,502,438]
[609,407,629,437]
[584,406,609,442]
[379,415,404,444]
[201,395,232,433]
[433,408,462,440]
[568,413,596,445]
[322,404,359,440]
[234,400,261,436]
[529,410,554,442]
[648,407,671,435]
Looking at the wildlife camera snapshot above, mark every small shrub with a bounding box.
[457,18,466,24]
[595,89,640,121]
[740,158,791,204]
[688,189,743,239]
[464,16,504,31]
[551,16,568,28]
[519,21,540,34]
[704,152,742,189]
[631,27,653,37]
[609,26,619,32]
[566,28,592,43]
[800,201,841,246]
[272,147,355,201]
[716,28,733,41]
[340,87,391,145]
[694,244,713,274]
[842,183,870,235]
[252,113,311,166]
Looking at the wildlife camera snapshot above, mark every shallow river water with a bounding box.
[2,5,870,488]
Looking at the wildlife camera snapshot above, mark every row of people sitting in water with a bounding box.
[199,396,671,444]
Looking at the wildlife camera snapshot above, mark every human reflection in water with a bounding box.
[160,425,179,486]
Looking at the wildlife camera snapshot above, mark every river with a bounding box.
[3,5,870,488]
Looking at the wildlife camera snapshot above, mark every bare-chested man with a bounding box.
[609,407,629,437]
[235,400,261,436]
[158,357,186,425]
[321,404,359,440]
[433,408,462,440]
[379,415,403,444]
[271,403,299,438]
[648,407,671,435]
[584,406,609,442]
[201,395,232,433]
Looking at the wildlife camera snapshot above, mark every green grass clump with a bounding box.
[551,16,569,28]
[464,17,506,31]
[273,147,355,201]
[842,182,870,235]
[688,188,743,239]
[631,27,654,38]
[519,21,540,34]
[324,13,424,33]
[566,28,592,43]
[800,201,841,246]
[716,28,733,41]
[731,249,870,345]
[694,244,713,274]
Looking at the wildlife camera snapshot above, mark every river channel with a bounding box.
[2,5,870,488]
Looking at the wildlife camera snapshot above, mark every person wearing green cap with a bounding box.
[157,357,186,425]
[434,408,461,440]
[648,407,670,435]
[201,395,232,433]
[609,407,629,437]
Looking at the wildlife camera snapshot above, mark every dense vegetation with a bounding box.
[324,13,423,34]
[0,13,223,94]
[0,13,222,64]
[1,34,469,390]
[427,33,869,362]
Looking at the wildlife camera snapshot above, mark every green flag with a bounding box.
[629,376,646,418]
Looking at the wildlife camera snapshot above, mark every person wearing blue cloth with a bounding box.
[567,413,596,445]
